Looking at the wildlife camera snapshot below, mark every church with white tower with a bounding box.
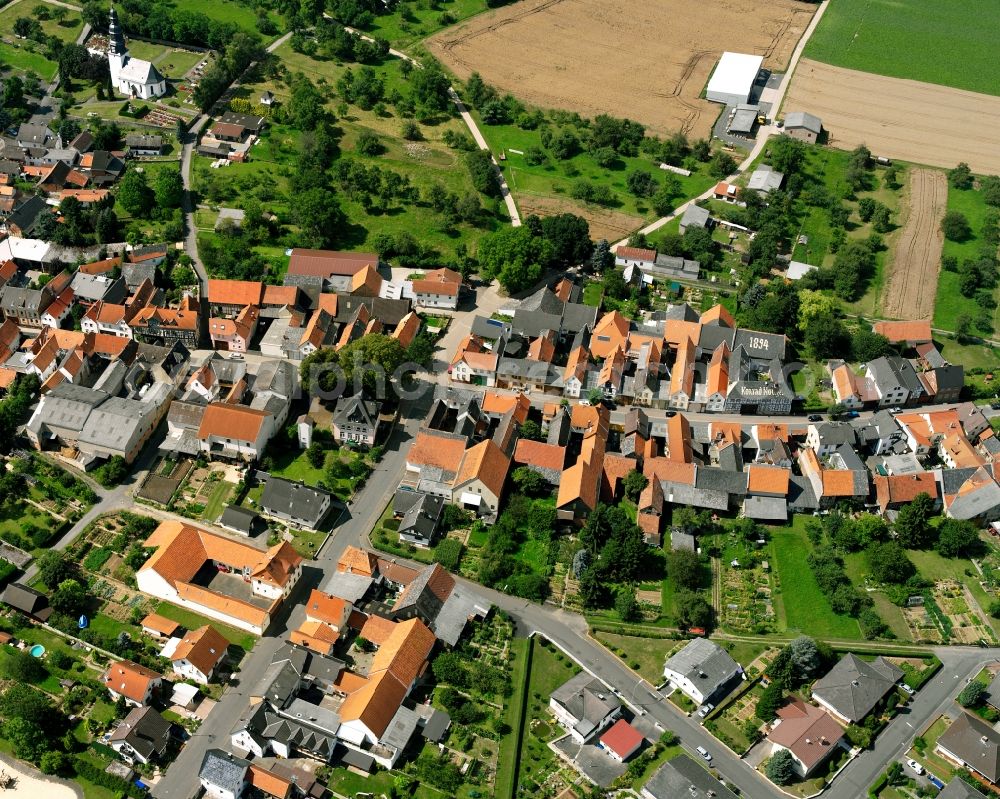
[107,6,167,100]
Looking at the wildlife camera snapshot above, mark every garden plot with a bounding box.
[720,558,776,635]
[708,684,764,755]
[902,603,943,644]
[137,456,194,505]
[176,466,241,521]
[930,581,996,644]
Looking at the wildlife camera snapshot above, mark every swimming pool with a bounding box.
[28,644,44,658]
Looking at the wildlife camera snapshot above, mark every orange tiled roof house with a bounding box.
[136,520,303,635]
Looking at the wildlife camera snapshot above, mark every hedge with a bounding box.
[867,769,888,798]
[0,560,17,586]
[73,754,145,798]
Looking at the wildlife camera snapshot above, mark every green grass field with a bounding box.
[0,42,57,79]
[770,518,862,639]
[933,179,997,332]
[154,601,257,651]
[170,0,283,39]
[496,637,530,799]
[0,5,82,44]
[352,0,488,50]
[125,40,204,80]
[803,0,1000,96]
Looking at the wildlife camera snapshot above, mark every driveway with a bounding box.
[551,735,626,787]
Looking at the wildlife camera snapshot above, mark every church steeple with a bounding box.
[108,6,127,56]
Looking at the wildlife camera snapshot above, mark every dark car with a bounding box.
[807,414,823,422]
[665,410,677,418]
[845,410,860,418]
[991,402,1000,410]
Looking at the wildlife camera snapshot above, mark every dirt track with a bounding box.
[428,0,813,139]
[882,168,947,321]
[785,59,1000,175]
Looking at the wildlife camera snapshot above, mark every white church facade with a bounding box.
[107,6,167,100]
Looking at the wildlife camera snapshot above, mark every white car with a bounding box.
[697,703,714,718]
[900,683,915,695]
[696,746,712,762]
[905,758,924,775]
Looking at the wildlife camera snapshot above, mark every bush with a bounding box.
[432,538,462,571]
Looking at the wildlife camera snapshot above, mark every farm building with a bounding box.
[706,52,764,106]
[747,165,785,195]
[680,204,711,233]
[784,111,823,143]
[727,105,760,136]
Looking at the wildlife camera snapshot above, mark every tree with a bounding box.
[756,681,784,722]
[96,455,127,487]
[852,329,891,362]
[37,551,73,589]
[39,751,68,775]
[674,589,712,630]
[51,578,87,617]
[871,204,892,232]
[615,589,640,622]
[942,210,972,241]
[948,162,975,190]
[797,289,840,332]
[292,187,345,249]
[431,652,467,687]
[857,197,877,222]
[288,75,327,130]
[958,680,987,708]
[117,168,152,217]
[626,170,657,198]
[805,313,850,359]
[356,130,383,156]
[519,419,542,441]
[306,441,325,469]
[893,492,936,548]
[5,650,46,684]
[667,549,704,591]
[622,470,648,502]
[465,149,500,197]
[432,538,462,571]
[511,466,547,498]
[936,518,985,558]
[709,151,737,179]
[476,225,551,293]
[3,717,46,762]
[867,541,915,584]
[768,135,805,175]
[539,213,593,267]
[766,749,796,786]
[788,636,823,679]
[153,169,183,209]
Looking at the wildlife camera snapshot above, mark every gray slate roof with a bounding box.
[644,754,738,799]
[550,671,620,740]
[110,705,171,761]
[784,111,822,134]
[937,713,1000,783]
[811,654,902,722]
[663,638,742,699]
[939,778,988,799]
[200,749,249,795]
[260,475,332,528]
[219,505,262,534]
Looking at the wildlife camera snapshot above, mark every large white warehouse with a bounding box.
[706,52,764,106]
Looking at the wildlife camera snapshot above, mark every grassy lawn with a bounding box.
[0,4,82,43]
[268,447,328,487]
[842,552,910,639]
[909,716,954,780]
[171,0,283,38]
[0,42,57,79]
[125,41,205,80]
[770,516,862,639]
[933,179,996,333]
[201,479,235,522]
[86,613,142,642]
[582,281,604,308]
[284,527,327,559]
[352,0,489,50]
[154,601,257,651]
[803,0,999,96]
[594,631,681,684]
[496,637,530,799]
[514,639,579,795]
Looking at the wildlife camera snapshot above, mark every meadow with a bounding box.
[803,0,999,96]
[932,178,996,333]
[769,518,862,640]
[170,0,283,39]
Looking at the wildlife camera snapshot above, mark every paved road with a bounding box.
[611,0,831,249]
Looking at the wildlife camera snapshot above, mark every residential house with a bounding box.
[642,754,738,799]
[102,660,162,707]
[806,422,856,457]
[209,304,259,353]
[766,698,845,777]
[408,267,461,309]
[207,280,264,317]
[747,164,784,194]
[872,320,933,347]
[614,246,656,271]
[290,589,351,655]
[450,335,498,387]
[451,439,510,519]
[810,653,902,724]
[936,713,1000,787]
[938,780,988,799]
[873,472,940,514]
[200,749,250,799]
[332,393,382,446]
[130,302,199,347]
[549,671,622,744]
[866,356,925,407]
[0,268,71,326]
[394,491,445,547]
[783,112,823,143]
[124,134,164,156]
[259,475,333,530]
[662,638,743,706]
[197,402,275,461]
[169,624,230,684]
[108,706,171,765]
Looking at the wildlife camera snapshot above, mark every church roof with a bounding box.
[118,57,164,86]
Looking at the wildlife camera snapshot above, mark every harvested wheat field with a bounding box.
[882,168,947,321]
[785,59,1000,175]
[428,0,814,139]
[517,193,644,242]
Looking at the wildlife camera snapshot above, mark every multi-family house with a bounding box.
[865,355,926,407]
[131,300,199,347]
[332,393,382,446]
[209,304,258,353]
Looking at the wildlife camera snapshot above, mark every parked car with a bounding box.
[844,410,860,418]
[696,746,712,762]
[928,775,945,789]
[807,414,823,422]
[697,703,714,718]
[665,410,677,418]
[578,399,591,406]
[905,758,924,775]
[991,402,1000,410]
[900,683,915,695]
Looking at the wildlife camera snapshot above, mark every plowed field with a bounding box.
[428,0,815,139]
[785,59,1000,175]
[882,168,947,321]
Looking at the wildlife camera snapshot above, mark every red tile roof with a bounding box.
[600,719,644,760]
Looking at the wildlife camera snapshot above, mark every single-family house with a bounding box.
[766,698,845,777]
[102,660,162,707]
[197,402,275,462]
[811,653,902,724]
[170,624,230,685]
[259,476,333,530]
[108,706,171,765]
[936,713,1000,787]
[200,749,250,799]
[549,671,621,744]
[662,638,743,706]
[332,393,382,446]
[642,754,738,799]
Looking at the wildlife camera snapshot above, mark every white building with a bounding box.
[662,638,743,706]
[706,52,764,106]
[107,6,167,100]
